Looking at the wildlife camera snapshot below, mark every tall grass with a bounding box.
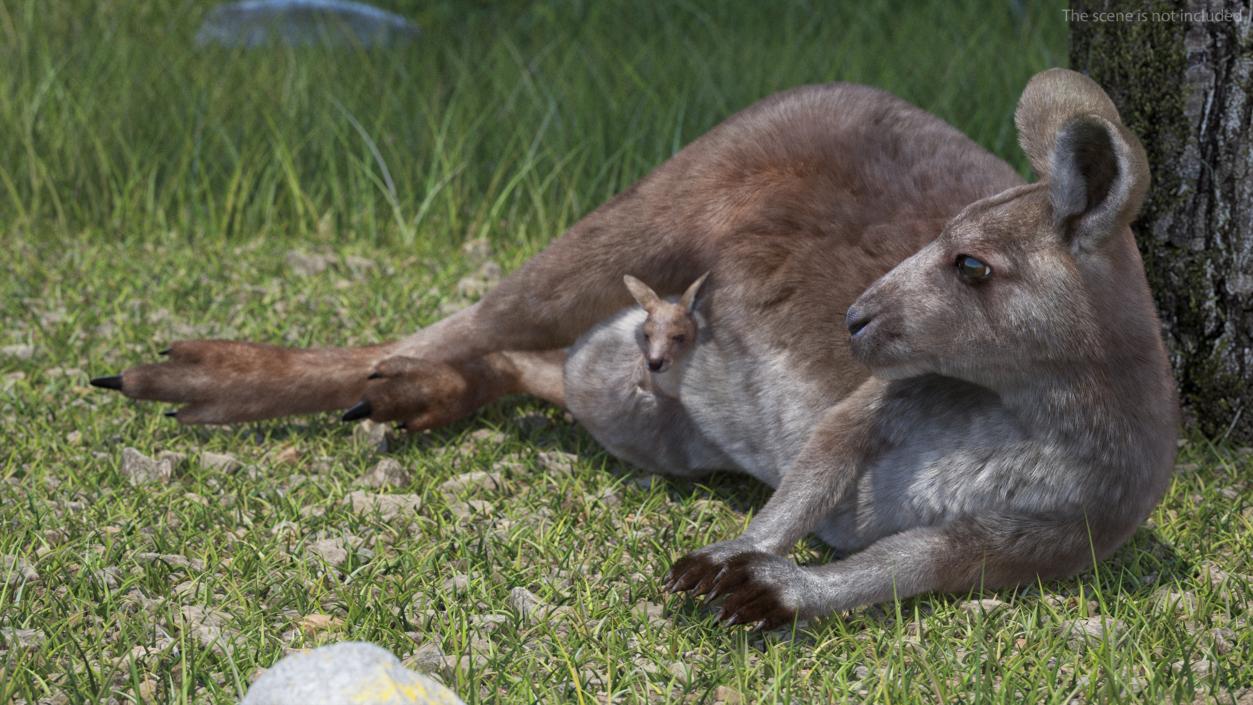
[0,0,1066,250]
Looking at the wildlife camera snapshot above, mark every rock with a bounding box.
[241,642,464,705]
[469,614,508,633]
[157,451,188,472]
[714,685,744,704]
[298,614,344,636]
[1060,616,1125,646]
[513,414,551,434]
[133,552,205,571]
[284,250,334,276]
[508,587,543,619]
[465,428,506,446]
[959,598,1009,614]
[631,600,664,623]
[536,450,578,475]
[448,499,493,519]
[0,344,34,360]
[443,574,470,592]
[403,643,448,674]
[460,237,492,264]
[1154,589,1200,612]
[1,555,38,585]
[273,445,303,466]
[354,420,392,452]
[359,458,411,488]
[1172,658,1213,677]
[180,605,233,653]
[120,447,174,485]
[198,451,240,473]
[667,661,692,681]
[309,538,351,567]
[438,471,504,495]
[455,260,503,301]
[347,491,421,520]
[0,627,44,649]
[65,430,82,445]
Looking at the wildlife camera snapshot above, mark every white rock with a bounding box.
[359,458,411,488]
[347,491,421,520]
[508,587,543,619]
[403,643,449,674]
[0,344,34,360]
[353,420,392,452]
[201,451,242,473]
[0,555,38,585]
[438,471,504,495]
[959,598,1009,614]
[285,250,334,276]
[121,447,174,485]
[536,450,578,475]
[242,642,463,705]
[1060,616,1125,646]
[0,627,44,649]
[309,538,351,567]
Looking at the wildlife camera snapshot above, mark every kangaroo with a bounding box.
[563,273,730,475]
[92,69,1178,626]
[623,272,709,396]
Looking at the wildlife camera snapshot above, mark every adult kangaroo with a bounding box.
[93,69,1178,627]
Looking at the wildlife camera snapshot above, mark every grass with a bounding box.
[0,0,1249,703]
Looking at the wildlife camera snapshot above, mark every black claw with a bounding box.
[164,410,178,418]
[342,400,373,422]
[159,348,171,356]
[367,371,382,380]
[90,375,124,391]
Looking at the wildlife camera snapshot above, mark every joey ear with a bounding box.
[1014,69,1149,250]
[1048,115,1149,250]
[623,274,661,312]
[679,271,711,313]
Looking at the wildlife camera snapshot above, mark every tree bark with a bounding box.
[1070,0,1253,442]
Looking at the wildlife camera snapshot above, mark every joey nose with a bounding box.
[647,359,664,372]
[845,306,873,337]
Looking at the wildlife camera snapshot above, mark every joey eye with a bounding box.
[955,254,992,283]
[643,333,651,341]
[672,335,686,344]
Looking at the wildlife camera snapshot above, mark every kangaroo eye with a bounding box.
[672,335,685,344]
[955,254,992,283]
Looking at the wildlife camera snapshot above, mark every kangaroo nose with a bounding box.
[648,359,664,372]
[845,306,873,336]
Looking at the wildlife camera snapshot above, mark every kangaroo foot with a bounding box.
[91,340,382,424]
[344,356,500,432]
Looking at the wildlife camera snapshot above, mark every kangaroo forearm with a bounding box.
[742,380,885,554]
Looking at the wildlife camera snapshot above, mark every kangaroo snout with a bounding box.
[648,358,666,372]
[845,305,873,337]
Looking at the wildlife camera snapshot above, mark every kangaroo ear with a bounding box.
[1048,115,1148,250]
[679,272,711,313]
[623,274,661,312]
[1015,69,1149,251]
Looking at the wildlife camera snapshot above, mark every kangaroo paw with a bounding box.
[92,340,376,424]
[346,356,483,431]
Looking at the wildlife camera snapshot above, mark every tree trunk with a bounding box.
[1070,1,1253,443]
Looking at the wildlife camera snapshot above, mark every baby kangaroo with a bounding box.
[624,273,709,398]
[564,271,730,476]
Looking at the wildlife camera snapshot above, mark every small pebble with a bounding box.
[359,458,411,488]
[201,451,241,473]
[120,447,174,485]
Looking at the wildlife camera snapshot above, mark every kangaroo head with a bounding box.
[846,69,1153,385]
[624,272,710,373]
